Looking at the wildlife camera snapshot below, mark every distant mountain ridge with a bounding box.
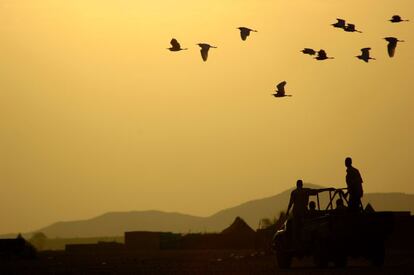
[3,185,414,238]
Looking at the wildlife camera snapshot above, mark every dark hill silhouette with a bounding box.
[2,185,414,238]
[34,211,207,238]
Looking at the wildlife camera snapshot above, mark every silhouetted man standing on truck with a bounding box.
[345,157,364,212]
[286,180,332,242]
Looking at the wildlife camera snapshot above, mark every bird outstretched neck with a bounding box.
[315,57,334,60]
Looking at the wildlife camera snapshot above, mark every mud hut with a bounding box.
[220,217,256,249]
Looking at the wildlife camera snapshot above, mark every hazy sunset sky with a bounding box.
[1,0,413,234]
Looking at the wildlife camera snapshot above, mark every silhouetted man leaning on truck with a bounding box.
[345,157,364,212]
[286,180,333,243]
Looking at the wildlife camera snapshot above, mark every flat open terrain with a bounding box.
[1,249,413,274]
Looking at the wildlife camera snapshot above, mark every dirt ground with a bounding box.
[1,249,413,275]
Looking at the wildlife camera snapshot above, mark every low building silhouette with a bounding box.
[65,241,124,254]
[125,231,181,250]
[0,234,37,260]
[123,217,256,250]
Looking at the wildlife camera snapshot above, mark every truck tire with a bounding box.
[370,242,385,267]
[313,241,328,268]
[276,250,292,268]
[333,254,347,268]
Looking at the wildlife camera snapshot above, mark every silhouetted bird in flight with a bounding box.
[237,27,257,41]
[384,37,404,57]
[315,49,334,60]
[197,43,217,62]
[272,81,291,98]
[301,48,316,55]
[344,23,362,33]
[168,38,187,51]
[389,15,409,23]
[356,48,375,63]
[332,18,346,29]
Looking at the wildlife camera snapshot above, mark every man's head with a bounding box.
[296,179,303,189]
[345,157,352,168]
[336,198,344,208]
[309,201,316,210]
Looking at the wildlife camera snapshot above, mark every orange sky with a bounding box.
[1,0,413,234]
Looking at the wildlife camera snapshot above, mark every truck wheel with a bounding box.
[313,242,328,268]
[276,250,292,268]
[333,254,347,268]
[370,242,385,267]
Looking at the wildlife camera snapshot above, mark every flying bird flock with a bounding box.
[168,15,408,98]
[168,26,257,62]
[301,16,408,64]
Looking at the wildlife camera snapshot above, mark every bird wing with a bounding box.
[303,48,315,55]
[392,15,401,21]
[337,19,346,26]
[240,30,249,41]
[361,48,371,57]
[276,81,287,94]
[170,38,180,49]
[387,41,396,57]
[318,50,327,59]
[200,47,209,61]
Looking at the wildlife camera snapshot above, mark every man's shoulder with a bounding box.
[347,166,359,173]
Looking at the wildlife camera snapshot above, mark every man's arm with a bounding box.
[307,188,334,196]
